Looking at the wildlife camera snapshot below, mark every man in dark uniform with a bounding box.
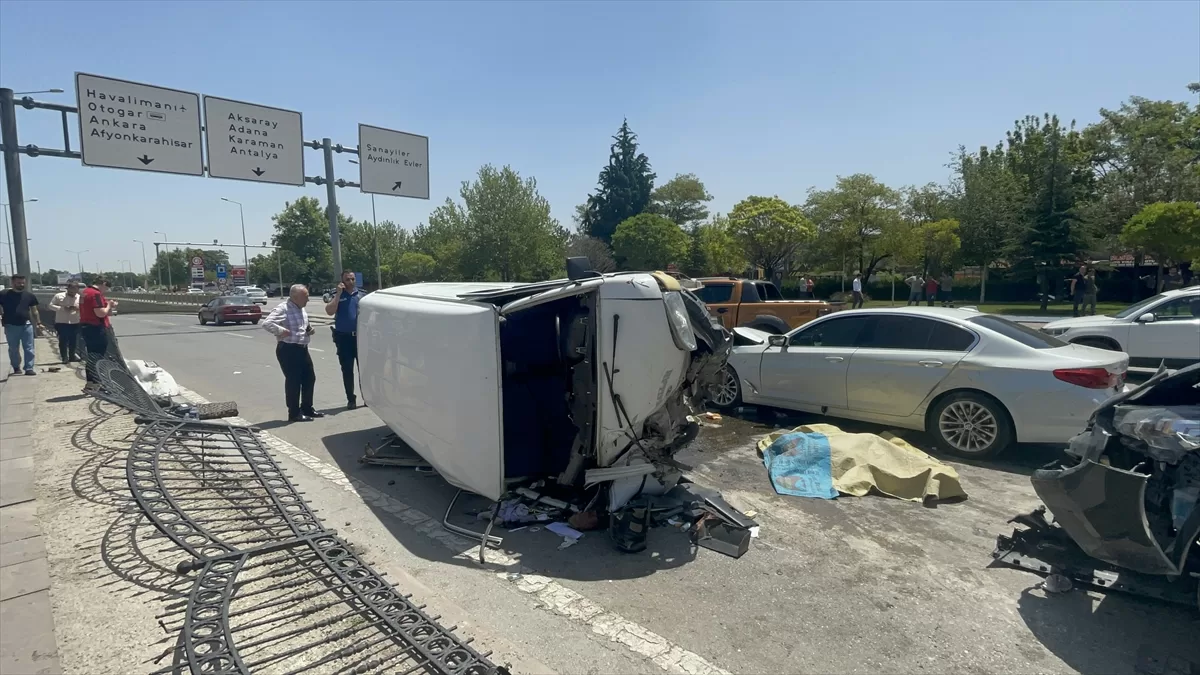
[325,269,365,410]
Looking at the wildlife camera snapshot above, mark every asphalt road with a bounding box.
[107,310,1200,674]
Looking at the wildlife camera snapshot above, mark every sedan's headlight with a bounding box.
[663,291,697,351]
[1041,327,1069,336]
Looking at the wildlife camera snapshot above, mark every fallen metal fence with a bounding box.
[77,335,506,675]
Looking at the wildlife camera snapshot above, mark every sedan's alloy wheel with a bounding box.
[937,400,999,454]
[712,367,740,407]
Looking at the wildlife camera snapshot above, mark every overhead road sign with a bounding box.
[357,124,429,199]
[75,72,203,176]
[204,96,304,186]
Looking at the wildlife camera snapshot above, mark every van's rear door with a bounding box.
[358,292,505,500]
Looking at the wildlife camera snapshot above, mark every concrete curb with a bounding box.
[0,375,62,675]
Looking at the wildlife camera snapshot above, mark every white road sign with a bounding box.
[204,96,304,186]
[358,124,429,199]
[75,72,203,176]
[191,256,204,267]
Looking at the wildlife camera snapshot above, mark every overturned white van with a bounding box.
[356,271,732,510]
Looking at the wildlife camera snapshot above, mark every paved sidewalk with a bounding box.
[0,373,62,675]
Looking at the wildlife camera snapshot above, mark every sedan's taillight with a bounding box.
[1054,368,1117,389]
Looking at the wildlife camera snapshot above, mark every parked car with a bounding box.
[198,297,262,325]
[1040,288,1200,370]
[694,277,841,334]
[357,271,732,506]
[713,307,1129,458]
[232,285,268,305]
[186,287,205,295]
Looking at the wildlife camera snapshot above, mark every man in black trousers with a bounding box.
[324,269,365,410]
[261,284,321,423]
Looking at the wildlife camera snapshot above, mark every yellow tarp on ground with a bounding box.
[756,423,968,502]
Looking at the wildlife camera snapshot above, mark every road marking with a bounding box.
[223,332,254,339]
[175,386,730,675]
[309,347,324,352]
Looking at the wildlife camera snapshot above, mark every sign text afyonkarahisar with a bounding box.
[203,96,304,186]
[357,124,429,199]
[75,72,204,176]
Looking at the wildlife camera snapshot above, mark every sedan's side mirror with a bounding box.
[768,335,787,348]
[1138,312,1156,323]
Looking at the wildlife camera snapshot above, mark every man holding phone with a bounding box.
[262,284,321,422]
[325,269,365,410]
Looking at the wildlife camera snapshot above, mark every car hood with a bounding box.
[1042,315,1119,330]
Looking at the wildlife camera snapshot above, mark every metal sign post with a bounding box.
[0,88,32,276]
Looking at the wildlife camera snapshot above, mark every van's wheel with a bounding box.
[928,392,1013,459]
[710,366,742,410]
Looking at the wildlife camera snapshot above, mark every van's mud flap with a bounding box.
[992,508,1198,607]
[1030,459,1179,575]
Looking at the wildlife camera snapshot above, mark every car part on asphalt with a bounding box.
[994,364,1200,608]
[81,335,509,674]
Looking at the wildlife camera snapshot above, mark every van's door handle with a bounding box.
[825,356,844,363]
[716,308,728,314]
[918,360,944,367]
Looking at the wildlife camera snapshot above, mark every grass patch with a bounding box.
[970,302,1126,316]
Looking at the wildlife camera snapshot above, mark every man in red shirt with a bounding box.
[79,277,117,390]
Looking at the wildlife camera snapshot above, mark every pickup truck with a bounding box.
[694,277,840,333]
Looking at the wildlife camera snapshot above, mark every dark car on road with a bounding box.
[199,297,262,326]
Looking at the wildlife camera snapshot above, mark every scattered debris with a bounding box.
[360,433,434,468]
[700,411,722,422]
[547,522,584,540]
[568,510,601,531]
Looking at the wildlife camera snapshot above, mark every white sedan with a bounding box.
[1040,288,1199,370]
[712,307,1128,458]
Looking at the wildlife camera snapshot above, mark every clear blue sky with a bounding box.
[1,0,1197,275]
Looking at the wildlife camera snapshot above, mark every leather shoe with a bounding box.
[347,398,357,411]
[302,409,325,418]
[288,414,314,423]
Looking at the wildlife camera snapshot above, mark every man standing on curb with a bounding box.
[325,269,364,410]
[262,284,321,423]
[0,274,44,376]
[79,277,117,391]
[851,272,864,309]
[49,281,83,363]
[904,273,924,306]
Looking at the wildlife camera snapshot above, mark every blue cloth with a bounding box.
[4,324,35,372]
[334,289,363,334]
[761,431,837,499]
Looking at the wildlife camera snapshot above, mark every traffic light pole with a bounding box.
[303,139,359,282]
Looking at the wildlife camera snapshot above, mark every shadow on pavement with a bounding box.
[1015,585,1200,673]
[319,426,697,582]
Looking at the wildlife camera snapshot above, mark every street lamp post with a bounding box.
[120,260,133,289]
[133,239,150,288]
[2,198,37,274]
[154,231,172,290]
[220,198,250,279]
[347,159,383,289]
[65,249,88,277]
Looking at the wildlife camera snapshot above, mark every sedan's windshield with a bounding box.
[1113,293,1168,319]
[967,315,1066,349]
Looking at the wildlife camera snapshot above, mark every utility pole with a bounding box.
[221,198,249,276]
[155,231,172,290]
[66,248,87,276]
[133,239,149,287]
[0,88,32,277]
[322,138,343,281]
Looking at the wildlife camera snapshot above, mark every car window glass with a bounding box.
[967,315,1066,349]
[927,321,976,351]
[790,316,870,347]
[740,281,762,303]
[757,283,783,301]
[696,284,733,304]
[857,316,934,349]
[1151,296,1200,320]
[1114,294,1167,319]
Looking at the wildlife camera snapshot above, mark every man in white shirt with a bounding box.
[48,281,83,363]
[851,273,864,309]
[261,284,321,422]
[904,274,924,306]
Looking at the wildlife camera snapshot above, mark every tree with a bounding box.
[728,196,814,282]
[688,215,745,276]
[611,213,690,271]
[1003,114,1093,309]
[950,144,1024,301]
[898,219,962,276]
[582,120,656,242]
[396,252,437,283]
[1120,201,1200,291]
[1080,91,1200,247]
[566,234,617,273]
[650,173,712,226]
[803,175,904,282]
[412,208,468,281]
[270,197,340,287]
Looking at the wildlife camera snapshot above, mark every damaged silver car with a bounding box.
[995,363,1200,607]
